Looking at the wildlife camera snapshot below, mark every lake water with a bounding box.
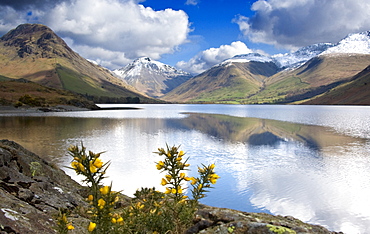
[1,104,370,233]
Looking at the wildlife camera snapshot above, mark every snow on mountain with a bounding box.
[272,43,334,68]
[113,57,192,98]
[221,31,370,71]
[321,31,370,55]
[113,57,190,79]
[222,53,274,64]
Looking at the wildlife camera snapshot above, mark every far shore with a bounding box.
[0,104,141,114]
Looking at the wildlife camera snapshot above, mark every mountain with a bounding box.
[162,59,279,103]
[163,31,370,104]
[0,24,152,103]
[0,78,98,109]
[302,65,370,105]
[113,57,192,98]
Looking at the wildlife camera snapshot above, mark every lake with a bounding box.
[1,104,370,233]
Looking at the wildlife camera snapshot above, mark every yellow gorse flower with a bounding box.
[88,222,96,232]
[190,177,197,185]
[100,185,110,195]
[165,174,172,181]
[88,194,94,201]
[156,161,164,170]
[161,178,168,186]
[67,224,75,230]
[93,158,103,168]
[98,198,106,209]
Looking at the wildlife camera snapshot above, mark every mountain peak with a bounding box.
[0,23,73,59]
[321,31,370,55]
[113,57,192,98]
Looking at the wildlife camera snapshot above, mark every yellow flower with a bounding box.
[111,218,117,224]
[89,162,97,173]
[164,188,171,194]
[71,161,79,170]
[161,178,168,186]
[156,161,164,170]
[177,187,183,194]
[93,158,103,168]
[77,163,85,172]
[198,184,203,190]
[176,157,182,161]
[178,150,185,157]
[67,224,74,230]
[135,202,144,209]
[87,194,93,201]
[100,186,110,195]
[117,217,123,223]
[88,222,96,232]
[171,188,177,194]
[209,164,215,169]
[98,198,106,208]
[165,174,172,181]
[190,177,197,185]
[61,214,67,223]
[180,172,186,179]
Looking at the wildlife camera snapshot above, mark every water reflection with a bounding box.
[1,111,370,233]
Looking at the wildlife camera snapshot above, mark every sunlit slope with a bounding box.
[0,24,151,101]
[247,54,370,103]
[0,79,96,108]
[162,61,279,103]
[302,65,370,105]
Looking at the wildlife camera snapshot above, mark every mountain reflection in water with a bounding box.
[175,113,361,150]
[0,110,369,233]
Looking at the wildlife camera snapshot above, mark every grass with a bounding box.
[246,76,310,104]
[190,77,261,104]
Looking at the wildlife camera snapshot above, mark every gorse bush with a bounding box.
[57,144,219,233]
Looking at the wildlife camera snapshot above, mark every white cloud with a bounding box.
[235,0,370,50]
[185,0,199,6]
[176,41,253,74]
[0,0,191,70]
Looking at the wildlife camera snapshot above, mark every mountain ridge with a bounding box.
[163,30,370,104]
[0,24,154,104]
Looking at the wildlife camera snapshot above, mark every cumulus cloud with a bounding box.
[235,0,370,50]
[176,41,253,74]
[0,0,190,69]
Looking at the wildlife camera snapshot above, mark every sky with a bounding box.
[1,0,370,74]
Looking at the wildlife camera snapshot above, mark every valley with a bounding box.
[1,24,370,106]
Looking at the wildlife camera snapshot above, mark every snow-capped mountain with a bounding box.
[222,53,274,65]
[223,31,370,70]
[113,57,192,98]
[272,43,334,68]
[222,43,334,70]
[321,31,370,55]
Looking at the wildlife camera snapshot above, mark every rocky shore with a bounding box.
[0,139,342,233]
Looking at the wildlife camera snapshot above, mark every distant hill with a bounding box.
[0,24,154,103]
[113,57,192,98]
[162,60,279,103]
[162,31,370,104]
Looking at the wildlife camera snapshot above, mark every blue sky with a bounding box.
[1,0,370,74]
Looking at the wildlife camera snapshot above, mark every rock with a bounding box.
[186,205,342,234]
[0,139,88,233]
